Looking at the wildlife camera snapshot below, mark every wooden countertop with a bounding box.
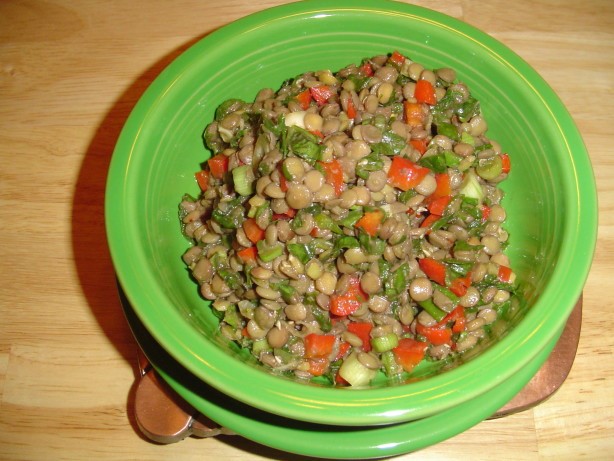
[1,1,612,459]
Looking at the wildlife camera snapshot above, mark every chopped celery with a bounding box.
[338,352,377,386]
[460,170,484,202]
[232,165,255,196]
[252,338,271,356]
[476,155,503,180]
[371,333,399,353]
[460,131,475,146]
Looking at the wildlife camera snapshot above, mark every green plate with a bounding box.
[106,0,597,427]
[121,284,561,458]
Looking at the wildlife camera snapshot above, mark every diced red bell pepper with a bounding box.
[296,89,312,110]
[329,276,367,317]
[242,218,265,244]
[355,209,384,237]
[307,357,330,376]
[237,246,258,263]
[346,322,373,352]
[335,341,352,360]
[318,159,344,196]
[279,167,289,193]
[387,156,430,191]
[416,322,453,346]
[498,265,514,283]
[389,50,406,67]
[414,79,437,105]
[346,97,357,119]
[207,153,229,179]
[272,207,296,221]
[418,257,447,286]
[449,274,472,297]
[444,305,467,334]
[195,170,210,191]
[392,338,427,373]
[304,333,336,359]
[311,129,325,139]
[501,153,511,174]
[403,101,428,127]
[433,173,452,198]
[417,305,467,346]
[426,195,451,216]
[481,204,491,222]
[420,213,441,229]
[424,173,452,215]
[410,138,429,155]
[360,62,374,76]
[310,85,335,106]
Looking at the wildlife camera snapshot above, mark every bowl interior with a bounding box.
[106,0,597,426]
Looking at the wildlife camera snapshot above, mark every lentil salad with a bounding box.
[179,52,516,386]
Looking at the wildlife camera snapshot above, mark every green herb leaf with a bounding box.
[457,96,480,122]
[313,213,343,234]
[256,240,284,262]
[371,130,406,157]
[218,268,242,290]
[339,208,363,228]
[215,99,246,121]
[358,231,387,255]
[419,150,460,173]
[435,122,460,141]
[444,258,474,278]
[287,243,314,265]
[346,74,371,91]
[356,152,384,180]
[286,125,323,164]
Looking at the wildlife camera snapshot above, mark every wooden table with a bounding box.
[1,1,612,459]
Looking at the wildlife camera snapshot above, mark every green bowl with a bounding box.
[105,0,597,428]
[120,283,560,458]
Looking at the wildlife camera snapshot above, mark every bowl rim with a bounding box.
[105,0,598,426]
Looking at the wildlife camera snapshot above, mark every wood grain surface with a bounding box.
[1,1,612,459]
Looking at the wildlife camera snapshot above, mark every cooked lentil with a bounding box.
[179,52,517,386]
